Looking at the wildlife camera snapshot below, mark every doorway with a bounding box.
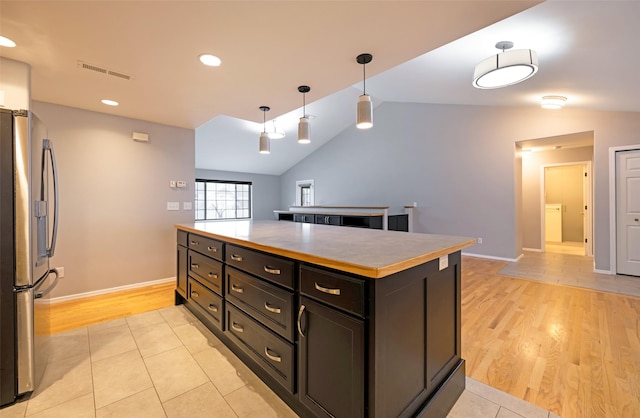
[542,162,592,256]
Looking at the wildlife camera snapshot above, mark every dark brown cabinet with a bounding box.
[298,296,364,418]
[293,213,315,223]
[176,231,188,298]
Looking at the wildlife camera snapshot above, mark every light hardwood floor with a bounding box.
[49,258,640,417]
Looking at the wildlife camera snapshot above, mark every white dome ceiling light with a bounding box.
[473,41,538,89]
[540,95,567,109]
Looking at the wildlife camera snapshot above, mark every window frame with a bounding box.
[195,179,252,221]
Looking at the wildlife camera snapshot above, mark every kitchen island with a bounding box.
[175,220,475,418]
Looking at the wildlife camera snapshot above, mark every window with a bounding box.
[296,179,314,206]
[195,179,251,220]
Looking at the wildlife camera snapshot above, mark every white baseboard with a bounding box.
[594,269,613,275]
[462,252,519,263]
[522,247,543,252]
[49,277,175,304]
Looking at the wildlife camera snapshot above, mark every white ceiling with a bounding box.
[2,1,639,176]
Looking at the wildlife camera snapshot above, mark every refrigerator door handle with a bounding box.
[43,139,58,258]
[35,269,59,299]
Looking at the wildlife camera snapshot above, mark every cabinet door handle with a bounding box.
[314,282,341,296]
[231,322,244,333]
[207,246,217,252]
[231,254,243,262]
[297,305,306,338]
[208,304,218,313]
[208,272,218,279]
[190,290,199,298]
[264,347,282,363]
[190,240,199,246]
[190,263,199,270]
[231,284,244,293]
[325,216,329,224]
[264,302,281,314]
[264,266,281,275]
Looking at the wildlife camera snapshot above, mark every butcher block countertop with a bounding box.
[177,220,475,279]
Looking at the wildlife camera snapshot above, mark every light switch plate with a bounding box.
[167,201,180,211]
[177,180,187,188]
[183,202,192,210]
[439,255,449,271]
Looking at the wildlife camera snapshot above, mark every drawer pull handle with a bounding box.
[190,290,199,298]
[231,254,243,262]
[314,282,341,296]
[190,240,199,246]
[231,322,244,333]
[264,266,281,275]
[264,347,282,363]
[190,263,199,270]
[231,284,244,294]
[208,304,218,313]
[297,305,306,338]
[207,246,217,252]
[264,302,281,314]
[208,272,218,279]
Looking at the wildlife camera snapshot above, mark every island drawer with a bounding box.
[177,230,188,247]
[188,233,224,261]
[189,250,223,295]
[225,303,294,393]
[225,244,294,289]
[300,265,365,317]
[188,277,223,331]
[226,267,294,342]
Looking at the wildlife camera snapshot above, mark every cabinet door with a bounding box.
[176,245,187,297]
[298,297,364,418]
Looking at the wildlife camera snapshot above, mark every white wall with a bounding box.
[195,169,281,220]
[280,102,640,270]
[0,57,30,110]
[32,101,195,298]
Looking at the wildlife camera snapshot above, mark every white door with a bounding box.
[616,149,640,276]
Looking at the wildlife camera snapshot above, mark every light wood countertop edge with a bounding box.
[176,224,476,279]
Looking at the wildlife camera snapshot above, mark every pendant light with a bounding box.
[473,41,538,89]
[298,86,311,144]
[356,53,373,129]
[259,106,270,154]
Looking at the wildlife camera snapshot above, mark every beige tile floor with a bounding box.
[1,305,558,418]
[500,249,640,297]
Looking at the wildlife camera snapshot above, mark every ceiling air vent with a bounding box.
[77,61,133,81]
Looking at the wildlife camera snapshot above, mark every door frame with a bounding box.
[540,161,593,256]
[609,145,640,274]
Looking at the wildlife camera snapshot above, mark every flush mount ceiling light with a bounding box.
[259,106,270,154]
[0,35,16,48]
[356,53,373,129]
[297,85,311,144]
[198,54,222,67]
[473,41,538,89]
[101,99,119,106]
[268,119,285,139]
[540,95,567,109]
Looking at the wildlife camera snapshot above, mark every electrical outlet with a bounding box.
[177,180,187,188]
[55,267,64,278]
[169,180,176,188]
[167,201,180,211]
[477,237,483,244]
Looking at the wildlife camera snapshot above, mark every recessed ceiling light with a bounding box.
[0,35,16,48]
[101,99,119,106]
[199,54,222,67]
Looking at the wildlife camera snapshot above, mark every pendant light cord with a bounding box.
[303,92,306,117]
[362,62,366,95]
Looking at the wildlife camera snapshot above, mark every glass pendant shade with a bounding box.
[298,117,310,144]
[473,49,538,89]
[259,132,270,154]
[356,94,373,129]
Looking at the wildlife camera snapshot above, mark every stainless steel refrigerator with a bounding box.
[1,108,59,407]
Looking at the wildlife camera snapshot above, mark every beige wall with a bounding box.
[0,57,30,110]
[32,101,195,299]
